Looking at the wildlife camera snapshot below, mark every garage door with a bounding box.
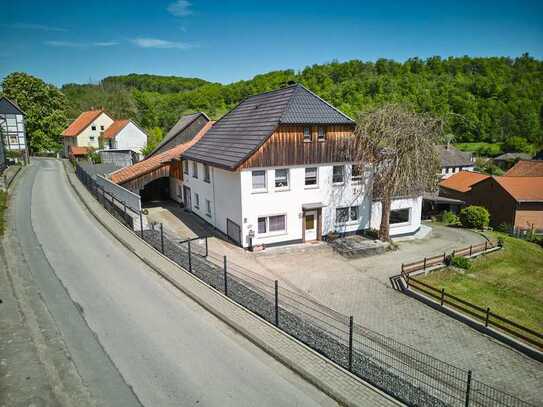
[226,218,241,245]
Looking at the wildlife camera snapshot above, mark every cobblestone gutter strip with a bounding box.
[63,160,402,407]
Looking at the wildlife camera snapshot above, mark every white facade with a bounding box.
[105,121,147,156]
[64,112,114,156]
[440,165,474,179]
[176,160,422,248]
[1,113,26,151]
[370,196,423,236]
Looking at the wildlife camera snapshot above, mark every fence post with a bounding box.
[485,307,490,327]
[205,236,208,257]
[274,280,279,327]
[440,288,445,306]
[452,250,456,258]
[443,252,446,263]
[123,201,127,220]
[484,241,487,252]
[469,245,472,256]
[139,211,144,238]
[423,257,427,271]
[223,256,228,296]
[188,240,192,273]
[465,370,472,407]
[401,263,404,273]
[160,223,165,254]
[348,316,354,372]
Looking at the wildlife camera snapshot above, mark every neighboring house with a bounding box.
[0,96,28,164]
[62,110,114,157]
[493,152,532,168]
[504,159,543,177]
[177,84,422,248]
[99,149,140,168]
[147,112,210,158]
[469,176,543,231]
[99,119,147,158]
[438,171,490,202]
[438,144,474,179]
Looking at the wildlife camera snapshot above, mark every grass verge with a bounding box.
[419,232,543,333]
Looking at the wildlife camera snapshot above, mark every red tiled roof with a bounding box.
[504,160,543,177]
[102,119,130,139]
[69,145,92,156]
[62,110,106,137]
[493,176,543,202]
[110,121,214,185]
[439,171,489,193]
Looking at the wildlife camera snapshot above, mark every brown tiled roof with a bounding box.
[110,121,213,185]
[504,160,543,177]
[102,119,130,139]
[69,146,92,156]
[439,171,489,193]
[493,176,543,202]
[62,110,107,137]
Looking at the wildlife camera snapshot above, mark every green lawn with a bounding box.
[419,232,543,333]
[0,190,6,236]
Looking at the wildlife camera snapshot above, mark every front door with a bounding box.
[304,210,317,241]
[183,186,191,211]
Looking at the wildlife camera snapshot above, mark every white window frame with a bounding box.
[335,205,360,225]
[332,165,344,185]
[204,164,211,183]
[304,167,319,188]
[194,193,200,209]
[274,168,289,190]
[390,208,411,227]
[192,162,198,179]
[183,160,189,175]
[351,164,363,183]
[256,214,287,236]
[303,127,312,143]
[205,199,212,217]
[335,207,350,225]
[251,170,267,192]
[317,126,326,142]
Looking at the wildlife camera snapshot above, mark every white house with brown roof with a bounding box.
[100,119,147,158]
[178,84,422,248]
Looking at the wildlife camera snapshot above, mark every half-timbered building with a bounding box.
[0,96,28,166]
[179,84,422,248]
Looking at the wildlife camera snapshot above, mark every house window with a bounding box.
[390,208,410,225]
[194,193,200,209]
[303,127,311,142]
[275,169,289,189]
[351,164,363,182]
[89,135,95,141]
[336,208,350,224]
[192,162,198,178]
[205,199,212,217]
[91,125,96,131]
[336,206,359,224]
[318,127,326,142]
[183,160,189,175]
[252,170,266,191]
[204,164,210,183]
[305,167,318,186]
[100,125,105,131]
[257,215,287,234]
[333,165,344,184]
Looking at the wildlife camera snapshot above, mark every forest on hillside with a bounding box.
[2,55,543,153]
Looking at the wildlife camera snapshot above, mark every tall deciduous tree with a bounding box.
[353,104,442,241]
[1,72,68,152]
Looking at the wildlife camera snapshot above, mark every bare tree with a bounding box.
[353,104,443,241]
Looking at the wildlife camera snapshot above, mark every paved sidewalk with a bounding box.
[147,203,543,404]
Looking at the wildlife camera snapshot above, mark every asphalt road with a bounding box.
[13,158,337,407]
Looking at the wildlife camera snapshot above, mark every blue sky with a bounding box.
[1,0,542,87]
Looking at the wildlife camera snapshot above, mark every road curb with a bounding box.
[62,160,402,407]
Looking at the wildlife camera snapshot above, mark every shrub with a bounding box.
[364,228,379,239]
[459,206,490,229]
[495,223,512,233]
[450,255,471,270]
[440,210,460,225]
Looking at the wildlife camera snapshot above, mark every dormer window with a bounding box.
[303,127,311,143]
[318,127,326,142]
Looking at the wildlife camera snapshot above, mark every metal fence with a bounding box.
[74,163,536,407]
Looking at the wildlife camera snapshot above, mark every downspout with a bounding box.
[211,167,217,229]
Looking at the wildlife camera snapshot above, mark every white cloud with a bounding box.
[45,40,119,48]
[5,23,67,32]
[167,0,192,17]
[131,38,194,49]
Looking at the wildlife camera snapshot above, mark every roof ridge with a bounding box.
[0,96,25,115]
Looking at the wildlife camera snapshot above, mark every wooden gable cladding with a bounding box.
[170,158,183,180]
[238,124,356,170]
